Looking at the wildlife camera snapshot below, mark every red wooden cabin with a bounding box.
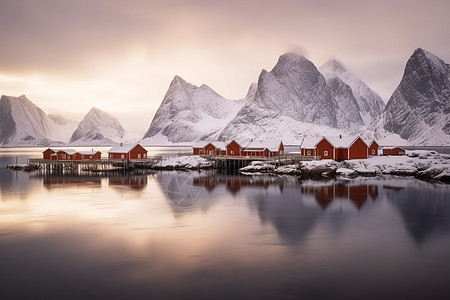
[108,144,148,160]
[316,136,368,160]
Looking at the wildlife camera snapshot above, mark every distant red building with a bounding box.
[382,147,406,156]
[108,144,147,160]
[43,148,102,160]
[193,142,227,156]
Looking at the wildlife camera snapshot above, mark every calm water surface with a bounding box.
[1,148,450,299]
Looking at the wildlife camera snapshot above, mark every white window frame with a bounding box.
[307,150,311,155]
[231,150,234,155]
[372,149,375,155]
[324,151,328,156]
[138,154,141,159]
[121,154,125,159]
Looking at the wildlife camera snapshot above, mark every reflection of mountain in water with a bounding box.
[248,188,323,245]
[388,187,450,245]
[156,172,216,216]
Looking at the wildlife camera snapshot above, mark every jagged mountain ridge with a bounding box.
[70,107,125,145]
[142,75,246,143]
[382,48,450,145]
[218,53,381,142]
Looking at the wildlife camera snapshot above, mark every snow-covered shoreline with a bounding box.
[239,150,450,183]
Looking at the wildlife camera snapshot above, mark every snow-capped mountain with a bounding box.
[142,75,246,144]
[368,48,450,146]
[0,94,76,146]
[319,59,385,125]
[219,53,356,142]
[70,107,125,145]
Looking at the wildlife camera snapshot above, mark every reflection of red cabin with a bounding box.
[382,147,406,156]
[316,136,368,160]
[108,144,147,160]
[226,140,245,157]
[367,140,379,156]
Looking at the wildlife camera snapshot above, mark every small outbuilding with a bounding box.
[367,140,379,157]
[300,137,321,157]
[382,147,406,156]
[108,144,147,160]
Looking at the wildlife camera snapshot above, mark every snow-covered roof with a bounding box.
[300,137,322,149]
[108,143,142,153]
[56,149,78,155]
[245,140,282,151]
[381,146,405,150]
[210,142,227,150]
[192,142,208,148]
[78,151,101,155]
[364,139,378,146]
[192,141,227,150]
[325,136,367,148]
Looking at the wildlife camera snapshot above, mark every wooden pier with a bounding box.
[203,154,321,171]
[27,156,163,173]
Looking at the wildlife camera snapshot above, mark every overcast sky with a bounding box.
[1,0,449,132]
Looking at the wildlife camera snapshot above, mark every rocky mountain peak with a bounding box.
[271,52,316,78]
[320,59,346,74]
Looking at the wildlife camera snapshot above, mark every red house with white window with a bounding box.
[316,136,368,160]
[226,140,245,157]
[108,144,147,160]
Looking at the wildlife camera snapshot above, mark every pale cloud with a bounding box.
[0,0,449,132]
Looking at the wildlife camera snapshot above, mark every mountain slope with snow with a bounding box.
[143,75,246,143]
[319,59,385,125]
[381,48,450,145]
[0,95,57,145]
[70,107,124,145]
